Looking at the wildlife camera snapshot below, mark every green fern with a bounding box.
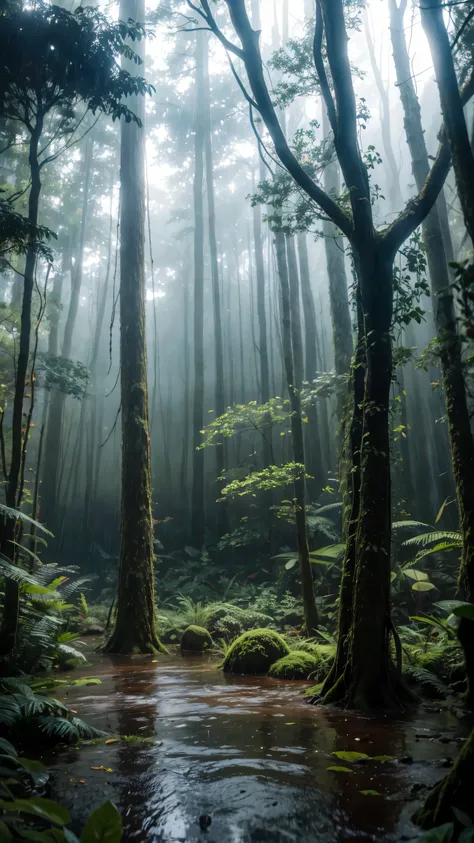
[402,531,462,548]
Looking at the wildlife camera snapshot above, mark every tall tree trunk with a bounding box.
[297,232,327,490]
[41,137,93,531]
[275,231,318,634]
[390,0,474,705]
[0,115,43,656]
[190,31,206,548]
[106,0,164,654]
[421,0,474,246]
[321,109,353,381]
[202,36,228,537]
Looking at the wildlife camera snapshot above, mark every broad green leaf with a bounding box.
[360,789,382,796]
[81,801,122,843]
[285,558,297,570]
[309,543,345,561]
[436,601,474,621]
[459,830,474,843]
[372,755,395,761]
[16,757,48,774]
[332,750,369,762]
[417,824,454,843]
[403,569,429,582]
[326,765,353,773]
[272,552,298,560]
[412,581,437,592]
[184,546,201,558]
[0,738,16,757]
[0,797,70,826]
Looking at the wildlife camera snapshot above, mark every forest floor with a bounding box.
[41,650,472,842]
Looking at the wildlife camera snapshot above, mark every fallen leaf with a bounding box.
[333,751,369,762]
[360,790,382,796]
[327,765,353,773]
[105,739,119,745]
[285,722,296,725]
[79,779,85,784]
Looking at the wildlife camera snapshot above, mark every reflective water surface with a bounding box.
[45,653,470,842]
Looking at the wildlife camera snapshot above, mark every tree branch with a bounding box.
[313,1,337,135]
[384,66,474,254]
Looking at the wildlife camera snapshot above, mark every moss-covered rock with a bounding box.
[180,625,213,652]
[269,651,320,680]
[222,628,290,675]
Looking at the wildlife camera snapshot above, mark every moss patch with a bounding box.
[180,625,213,652]
[222,628,290,675]
[207,604,272,640]
[269,651,321,680]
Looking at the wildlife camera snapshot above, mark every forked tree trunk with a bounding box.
[190,31,206,548]
[105,0,164,654]
[275,232,318,635]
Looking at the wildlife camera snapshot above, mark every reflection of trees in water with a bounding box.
[330,716,407,840]
[112,661,159,841]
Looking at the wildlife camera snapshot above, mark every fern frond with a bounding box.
[402,531,462,548]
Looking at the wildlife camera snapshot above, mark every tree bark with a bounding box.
[0,116,43,656]
[105,0,164,654]
[421,0,474,246]
[190,31,206,548]
[275,231,318,634]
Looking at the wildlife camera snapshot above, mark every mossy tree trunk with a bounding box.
[390,0,474,707]
[105,0,164,655]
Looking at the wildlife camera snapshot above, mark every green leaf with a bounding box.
[436,601,474,620]
[16,757,48,774]
[459,830,474,843]
[412,581,437,592]
[81,801,122,842]
[332,750,369,762]
[0,503,53,535]
[417,824,454,843]
[326,765,353,773]
[360,789,382,796]
[403,568,429,582]
[309,543,345,561]
[0,797,70,826]
[435,497,449,524]
[285,558,298,570]
[452,808,472,828]
[0,738,16,757]
[372,755,395,761]
[0,822,12,841]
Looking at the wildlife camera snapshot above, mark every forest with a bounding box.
[1,0,474,839]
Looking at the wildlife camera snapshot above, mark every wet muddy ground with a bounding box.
[43,653,471,842]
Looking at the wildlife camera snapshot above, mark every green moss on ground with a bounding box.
[268,651,320,680]
[222,628,289,675]
[180,625,213,652]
